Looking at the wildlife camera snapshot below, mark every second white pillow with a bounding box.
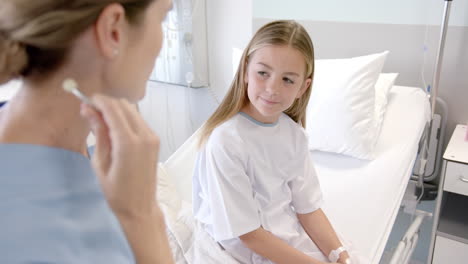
[374,73,399,140]
[306,51,389,160]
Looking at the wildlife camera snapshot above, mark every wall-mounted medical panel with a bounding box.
[150,0,209,88]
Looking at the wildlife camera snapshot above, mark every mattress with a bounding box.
[312,85,430,263]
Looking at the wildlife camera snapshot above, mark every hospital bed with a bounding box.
[155,85,432,263]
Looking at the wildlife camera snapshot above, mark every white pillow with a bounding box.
[374,73,399,138]
[307,51,388,160]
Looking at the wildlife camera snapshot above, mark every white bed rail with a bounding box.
[389,210,432,264]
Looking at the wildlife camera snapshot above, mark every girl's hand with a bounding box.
[338,251,353,264]
[80,95,160,219]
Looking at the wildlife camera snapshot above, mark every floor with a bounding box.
[380,181,437,264]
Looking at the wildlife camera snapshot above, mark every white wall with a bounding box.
[254,0,468,26]
[206,0,253,99]
[0,80,21,102]
[139,81,217,161]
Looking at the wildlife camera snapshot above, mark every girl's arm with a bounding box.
[239,227,329,264]
[297,209,350,264]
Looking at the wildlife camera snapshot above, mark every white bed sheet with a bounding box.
[160,85,430,264]
[312,85,430,263]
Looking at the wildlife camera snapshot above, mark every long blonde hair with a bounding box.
[199,20,315,147]
[0,0,154,84]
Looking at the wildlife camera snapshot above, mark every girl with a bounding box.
[0,0,173,263]
[193,20,354,264]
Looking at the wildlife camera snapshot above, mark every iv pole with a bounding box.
[389,3,452,264]
[417,0,452,191]
[431,0,452,119]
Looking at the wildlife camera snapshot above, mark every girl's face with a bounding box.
[244,45,311,123]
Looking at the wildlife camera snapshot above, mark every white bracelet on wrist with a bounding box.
[328,246,347,263]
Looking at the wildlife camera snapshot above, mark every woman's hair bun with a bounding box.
[0,33,28,84]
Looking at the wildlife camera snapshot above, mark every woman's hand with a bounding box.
[81,95,159,218]
[80,94,174,264]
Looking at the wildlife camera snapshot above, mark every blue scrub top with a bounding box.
[0,144,135,263]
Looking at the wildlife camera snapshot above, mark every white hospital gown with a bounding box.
[192,112,327,264]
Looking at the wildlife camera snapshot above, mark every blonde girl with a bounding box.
[193,20,353,264]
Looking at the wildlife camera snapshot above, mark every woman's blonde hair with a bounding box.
[199,20,315,147]
[0,0,154,84]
